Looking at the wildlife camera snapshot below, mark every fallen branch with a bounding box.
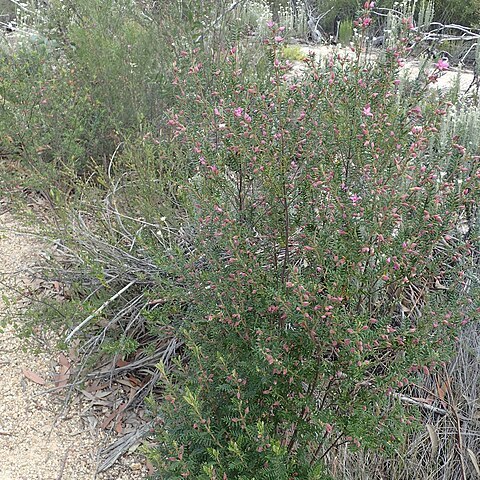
[56,447,71,480]
[373,8,480,43]
[65,280,136,343]
[394,393,449,415]
[5,0,35,15]
[97,421,154,472]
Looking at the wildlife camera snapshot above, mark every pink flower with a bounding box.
[274,36,284,43]
[435,58,449,71]
[362,17,372,27]
[350,194,361,204]
[267,20,274,28]
[410,105,422,116]
[234,107,243,117]
[363,104,373,117]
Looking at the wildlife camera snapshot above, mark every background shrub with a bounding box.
[0,0,271,196]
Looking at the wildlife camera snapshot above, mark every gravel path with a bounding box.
[0,213,149,480]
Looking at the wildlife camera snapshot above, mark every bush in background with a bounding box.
[281,43,307,60]
[432,0,480,27]
[0,0,270,195]
[314,0,480,33]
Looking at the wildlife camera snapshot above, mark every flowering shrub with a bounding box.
[2,1,478,478]
[149,8,479,479]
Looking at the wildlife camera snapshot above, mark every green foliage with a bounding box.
[433,0,480,27]
[316,0,359,34]
[315,0,480,29]
[0,0,258,192]
[338,19,353,44]
[281,44,306,61]
[0,0,15,16]
[0,40,109,186]
[101,336,139,357]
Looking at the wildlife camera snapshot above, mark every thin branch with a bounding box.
[195,0,248,44]
[5,0,35,14]
[65,280,136,343]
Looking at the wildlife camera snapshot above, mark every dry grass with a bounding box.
[325,320,480,480]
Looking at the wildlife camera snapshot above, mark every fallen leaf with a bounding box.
[35,145,51,153]
[93,390,113,399]
[128,385,138,402]
[147,298,167,306]
[85,381,109,393]
[117,378,135,389]
[436,381,449,408]
[146,460,154,475]
[115,412,124,434]
[116,359,130,368]
[101,403,127,430]
[68,341,80,362]
[22,368,46,385]
[58,352,70,368]
[54,366,69,388]
[85,415,98,430]
[127,375,142,387]
[81,389,113,407]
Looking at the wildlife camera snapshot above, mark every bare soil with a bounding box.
[294,44,476,93]
[0,213,149,480]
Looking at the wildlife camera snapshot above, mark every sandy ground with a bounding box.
[0,213,149,480]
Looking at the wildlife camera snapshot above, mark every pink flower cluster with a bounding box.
[435,58,449,71]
